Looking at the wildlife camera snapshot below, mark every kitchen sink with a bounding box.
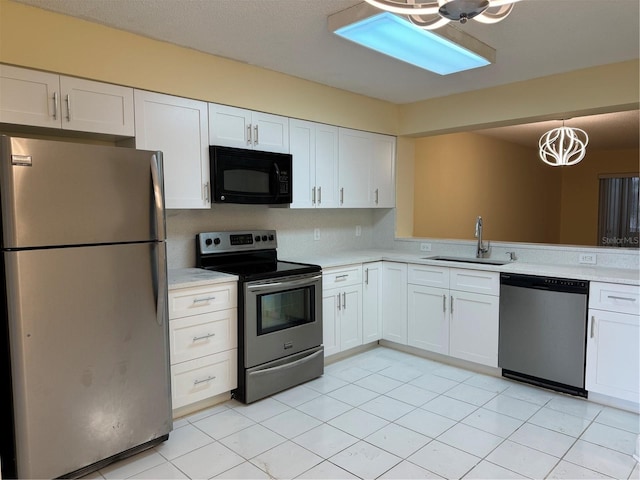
[423,255,511,266]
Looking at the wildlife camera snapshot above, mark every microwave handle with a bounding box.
[272,162,281,201]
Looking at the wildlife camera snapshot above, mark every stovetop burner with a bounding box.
[195,230,321,281]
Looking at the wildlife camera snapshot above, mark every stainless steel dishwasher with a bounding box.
[499,273,589,397]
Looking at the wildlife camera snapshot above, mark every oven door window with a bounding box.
[258,287,314,335]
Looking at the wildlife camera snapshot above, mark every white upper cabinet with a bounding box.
[338,127,396,208]
[209,103,289,153]
[289,119,339,208]
[134,90,210,209]
[0,64,134,136]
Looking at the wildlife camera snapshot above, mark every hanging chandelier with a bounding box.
[538,122,589,167]
[362,0,522,30]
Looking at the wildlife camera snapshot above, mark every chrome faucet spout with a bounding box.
[475,216,490,258]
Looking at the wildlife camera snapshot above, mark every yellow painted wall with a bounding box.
[0,0,398,134]
[399,61,640,137]
[559,148,639,246]
[413,133,563,243]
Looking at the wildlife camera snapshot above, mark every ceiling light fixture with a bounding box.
[363,0,521,30]
[539,121,589,167]
[328,4,495,75]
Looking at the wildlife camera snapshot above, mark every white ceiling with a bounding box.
[11,0,640,148]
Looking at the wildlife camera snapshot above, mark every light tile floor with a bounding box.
[89,347,640,479]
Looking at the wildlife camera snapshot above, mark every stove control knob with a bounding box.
[268,234,275,241]
[205,238,213,246]
[213,238,221,246]
[255,236,261,242]
[262,235,268,241]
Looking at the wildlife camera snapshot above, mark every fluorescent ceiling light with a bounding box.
[328,5,495,75]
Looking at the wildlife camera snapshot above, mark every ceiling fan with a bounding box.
[363,0,522,30]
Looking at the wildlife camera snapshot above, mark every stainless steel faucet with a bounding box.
[475,216,491,258]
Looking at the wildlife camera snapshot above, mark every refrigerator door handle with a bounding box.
[155,244,168,326]
[150,152,166,241]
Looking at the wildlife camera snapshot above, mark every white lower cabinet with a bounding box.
[168,281,238,412]
[449,290,499,366]
[381,262,408,344]
[362,262,383,344]
[408,284,449,354]
[323,265,363,356]
[406,264,499,367]
[586,282,640,403]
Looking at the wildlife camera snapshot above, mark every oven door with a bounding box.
[244,273,322,368]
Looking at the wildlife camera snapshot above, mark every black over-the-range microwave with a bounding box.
[210,145,292,205]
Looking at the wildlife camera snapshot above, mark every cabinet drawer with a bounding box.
[171,350,237,409]
[450,268,499,295]
[169,282,237,319]
[170,308,238,364]
[323,264,362,288]
[408,264,449,288]
[589,282,640,315]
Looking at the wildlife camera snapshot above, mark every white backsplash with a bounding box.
[166,206,378,269]
[167,207,639,272]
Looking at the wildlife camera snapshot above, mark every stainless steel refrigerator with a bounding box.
[0,136,172,479]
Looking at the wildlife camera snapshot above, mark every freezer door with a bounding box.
[0,136,165,248]
[4,242,171,479]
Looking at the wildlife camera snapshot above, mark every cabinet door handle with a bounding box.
[443,294,446,313]
[52,92,58,120]
[365,268,369,285]
[65,94,71,121]
[204,182,210,203]
[193,333,216,342]
[607,295,636,302]
[254,125,259,145]
[312,187,316,205]
[375,188,379,205]
[193,375,216,386]
[337,293,341,311]
[450,296,454,314]
[342,292,346,310]
[318,186,322,205]
[246,124,252,146]
[590,315,596,338]
[340,188,344,205]
[193,296,216,304]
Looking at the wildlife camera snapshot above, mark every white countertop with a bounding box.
[168,268,238,290]
[286,249,640,286]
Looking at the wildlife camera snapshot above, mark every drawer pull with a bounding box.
[193,333,216,342]
[334,275,348,282]
[193,296,216,304]
[193,375,216,386]
[607,295,636,302]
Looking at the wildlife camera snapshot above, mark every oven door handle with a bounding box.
[246,274,322,292]
[250,348,324,376]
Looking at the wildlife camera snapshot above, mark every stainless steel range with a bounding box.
[196,230,323,403]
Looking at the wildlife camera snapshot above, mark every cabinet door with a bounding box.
[314,124,340,208]
[362,262,383,344]
[135,90,210,209]
[0,65,60,128]
[60,76,134,136]
[323,289,341,357]
[289,119,316,208]
[381,262,408,344]
[449,291,499,367]
[339,128,372,208]
[371,133,396,208]
[253,111,289,153]
[586,310,639,402]
[407,285,449,354]
[340,285,363,351]
[209,103,252,148]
